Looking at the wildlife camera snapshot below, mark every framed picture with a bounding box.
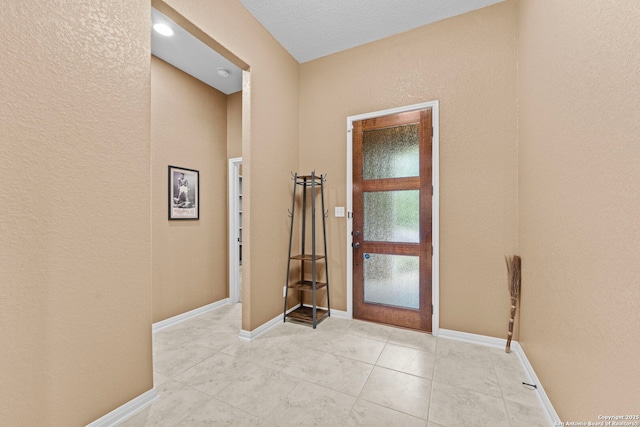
[168,165,199,220]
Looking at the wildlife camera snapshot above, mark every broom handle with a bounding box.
[506,296,517,353]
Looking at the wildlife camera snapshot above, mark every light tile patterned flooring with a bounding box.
[120,304,549,426]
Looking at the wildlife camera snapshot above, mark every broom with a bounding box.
[505,255,521,353]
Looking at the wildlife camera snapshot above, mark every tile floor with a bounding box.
[120,304,549,426]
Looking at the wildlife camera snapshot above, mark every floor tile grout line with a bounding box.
[362,359,432,421]
[154,348,222,381]
[178,358,264,400]
[251,374,302,424]
[489,347,547,425]
[173,383,219,425]
[344,329,393,343]
[352,339,383,419]
[207,395,266,424]
[372,341,387,366]
[342,391,361,426]
[251,337,376,398]
[427,335,440,424]
[297,328,388,365]
[372,364,434,381]
[490,350,515,426]
[356,394,430,422]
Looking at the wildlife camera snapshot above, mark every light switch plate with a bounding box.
[335,206,345,217]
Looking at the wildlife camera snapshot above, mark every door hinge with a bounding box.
[431,126,434,137]
[431,185,433,196]
[431,304,433,315]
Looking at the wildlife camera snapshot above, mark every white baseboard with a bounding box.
[90,300,228,425]
[238,304,347,340]
[152,298,230,333]
[511,341,561,426]
[301,304,348,319]
[86,388,158,427]
[438,328,507,349]
[439,329,559,427]
[239,304,301,341]
[327,308,348,319]
[238,329,252,340]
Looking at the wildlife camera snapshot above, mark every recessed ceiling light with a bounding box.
[217,68,230,78]
[153,23,174,37]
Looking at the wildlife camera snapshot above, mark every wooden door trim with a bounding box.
[361,177,420,192]
[346,101,440,335]
[361,110,422,130]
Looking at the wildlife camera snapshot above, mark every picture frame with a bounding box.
[168,165,199,220]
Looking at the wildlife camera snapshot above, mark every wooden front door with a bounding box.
[352,109,432,331]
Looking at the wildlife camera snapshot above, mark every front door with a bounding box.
[352,109,432,331]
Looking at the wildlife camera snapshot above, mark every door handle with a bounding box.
[352,242,360,249]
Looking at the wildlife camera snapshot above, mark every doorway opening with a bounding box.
[346,101,440,335]
[228,157,242,304]
[151,0,251,332]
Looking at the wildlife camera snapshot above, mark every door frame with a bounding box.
[346,101,440,335]
[228,157,242,304]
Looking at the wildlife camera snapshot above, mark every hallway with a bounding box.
[119,304,548,426]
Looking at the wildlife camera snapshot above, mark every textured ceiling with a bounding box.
[239,0,506,63]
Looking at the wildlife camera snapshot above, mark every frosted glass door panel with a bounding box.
[363,254,419,309]
[363,124,419,180]
[363,190,419,242]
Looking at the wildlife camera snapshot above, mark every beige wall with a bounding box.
[151,57,229,322]
[518,0,640,419]
[6,0,638,423]
[299,1,518,337]
[227,91,243,159]
[0,1,152,425]
[163,0,300,330]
